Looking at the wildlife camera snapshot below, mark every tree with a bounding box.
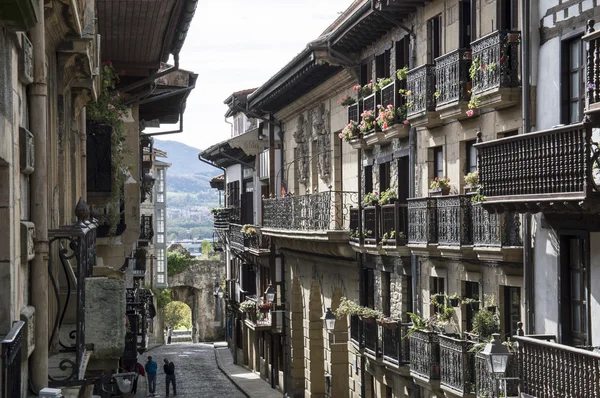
[163,301,192,330]
[167,251,196,276]
[201,240,212,258]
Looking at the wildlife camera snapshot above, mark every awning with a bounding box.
[227,128,268,156]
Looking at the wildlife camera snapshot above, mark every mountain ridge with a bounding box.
[153,139,221,177]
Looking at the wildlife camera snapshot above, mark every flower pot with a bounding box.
[471,302,480,311]
[363,317,376,324]
[464,184,479,195]
[429,187,450,197]
[379,320,398,329]
[449,298,460,307]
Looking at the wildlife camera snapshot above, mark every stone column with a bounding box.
[306,280,325,397]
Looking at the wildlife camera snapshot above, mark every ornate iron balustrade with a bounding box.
[475,350,519,398]
[439,335,475,396]
[1,321,24,398]
[408,198,437,244]
[140,173,155,203]
[471,30,520,95]
[476,123,592,204]
[347,101,361,124]
[434,49,471,107]
[140,135,154,174]
[213,208,231,230]
[363,206,379,244]
[436,195,472,246]
[406,64,436,116]
[584,21,600,111]
[229,223,245,252]
[86,122,113,195]
[139,215,154,242]
[48,199,96,386]
[382,322,410,367]
[349,207,360,243]
[380,202,408,247]
[380,80,404,124]
[363,319,379,358]
[513,335,600,398]
[262,191,359,231]
[350,315,362,348]
[409,329,440,381]
[246,226,270,253]
[472,203,522,247]
[363,92,377,116]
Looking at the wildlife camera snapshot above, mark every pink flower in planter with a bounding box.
[383,122,388,130]
[466,109,474,117]
[403,120,409,125]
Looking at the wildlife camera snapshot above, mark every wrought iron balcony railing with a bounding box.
[1,321,24,398]
[48,199,96,387]
[350,315,363,349]
[363,206,379,245]
[364,319,380,359]
[380,79,405,125]
[347,101,361,124]
[262,190,358,232]
[409,329,440,382]
[439,335,475,396]
[472,203,522,247]
[475,350,519,398]
[141,135,154,174]
[380,202,408,247]
[407,198,437,245]
[436,195,472,246]
[513,335,600,398]
[382,322,410,367]
[229,223,245,252]
[471,30,520,96]
[476,123,596,213]
[434,49,472,107]
[139,215,154,242]
[213,208,231,230]
[584,21,600,113]
[363,92,378,117]
[406,64,436,116]
[247,227,270,253]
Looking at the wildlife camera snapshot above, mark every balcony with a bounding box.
[476,123,600,214]
[350,314,363,349]
[584,23,600,117]
[439,335,475,397]
[470,30,521,110]
[229,223,270,256]
[213,208,231,230]
[382,322,410,369]
[48,200,96,387]
[474,350,518,398]
[1,321,25,398]
[139,214,154,243]
[86,122,114,198]
[472,203,522,261]
[363,319,380,360]
[434,49,472,119]
[140,135,154,174]
[351,202,409,255]
[407,197,437,248]
[409,329,440,383]
[406,64,440,128]
[262,190,358,244]
[513,335,600,397]
[436,195,472,252]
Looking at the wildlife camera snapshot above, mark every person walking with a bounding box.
[166,326,172,344]
[163,358,177,396]
[131,361,145,394]
[145,356,158,396]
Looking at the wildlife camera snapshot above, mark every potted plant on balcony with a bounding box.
[334,297,383,323]
[429,176,451,196]
[240,300,257,320]
[464,170,479,194]
[379,188,397,205]
[448,293,461,307]
[462,297,480,311]
[360,307,384,323]
[431,293,446,307]
[241,224,257,236]
[339,120,361,142]
[258,302,271,314]
[484,294,497,312]
[359,110,376,134]
[376,104,396,131]
[471,306,500,340]
[338,93,357,107]
[362,191,379,206]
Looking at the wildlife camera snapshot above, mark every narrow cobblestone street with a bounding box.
[134,343,246,398]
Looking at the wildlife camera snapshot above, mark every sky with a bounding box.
[149,0,354,150]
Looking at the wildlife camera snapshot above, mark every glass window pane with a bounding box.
[571,72,580,98]
[570,41,580,69]
[571,270,581,300]
[571,102,580,124]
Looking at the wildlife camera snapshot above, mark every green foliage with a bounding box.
[201,240,213,258]
[153,288,172,309]
[240,300,256,311]
[464,170,479,186]
[334,297,384,320]
[396,66,409,81]
[167,251,197,276]
[163,301,192,329]
[472,308,500,339]
[379,188,397,205]
[362,191,379,206]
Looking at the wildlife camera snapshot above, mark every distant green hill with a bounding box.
[153,139,221,177]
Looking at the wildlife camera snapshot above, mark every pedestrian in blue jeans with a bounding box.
[163,358,177,396]
[145,356,158,396]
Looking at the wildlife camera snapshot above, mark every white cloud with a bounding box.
[148,0,353,150]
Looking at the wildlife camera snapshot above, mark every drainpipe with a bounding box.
[521,0,534,335]
[408,32,420,316]
[29,0,49,390]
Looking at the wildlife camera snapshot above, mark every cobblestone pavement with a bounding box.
[134,343,246,398]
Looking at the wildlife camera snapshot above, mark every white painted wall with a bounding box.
[226,164,242,186]
[535,37,562,131]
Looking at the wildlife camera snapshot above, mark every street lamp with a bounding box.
[324,308,336,332]
[480,333,509,396]
[214,282,224,299]
[265,284,275,303]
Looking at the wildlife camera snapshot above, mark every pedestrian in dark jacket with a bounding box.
[164,358,177,396]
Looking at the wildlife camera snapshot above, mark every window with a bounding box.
[433,147,444,179]
[156,168,165,203]
[379,162,391,193]
[428,15,443,62]
[395,36,410,70]
[376,50,391,80]
[360,61,373,86]
[498,130,518,138]
[156,248,165,285]
[503,286,521,339]
[382,271,391,316]
[431,277,445,314]
[364,165,373,194]
[560,234,589,346]
[464,281,479,332]
[364,268,375,308]
[562,37,585,124]
[459,0,474,48]
[157,209,164,233]
[498,0,518,31]
[465,140,477,174]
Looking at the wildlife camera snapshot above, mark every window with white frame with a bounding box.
[157,168,165,203]
[157,248,165,284]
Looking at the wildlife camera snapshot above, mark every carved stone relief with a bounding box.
[312,103,331,184]
[293,114,309,187]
